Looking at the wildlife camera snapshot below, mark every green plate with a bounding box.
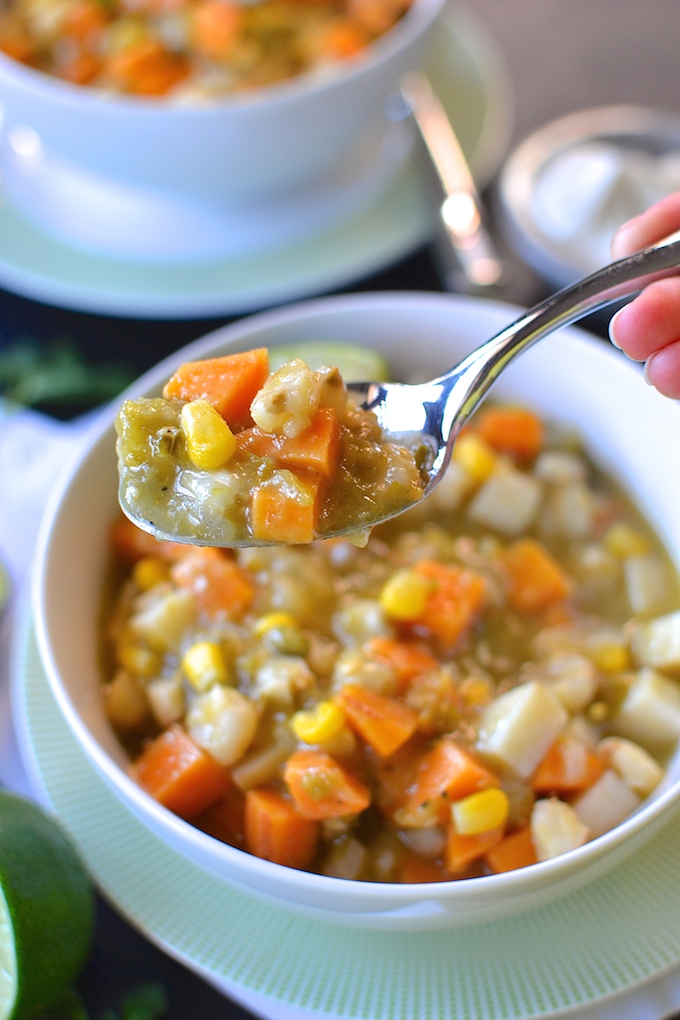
[0,2,512,319]
[11,609,680,1019]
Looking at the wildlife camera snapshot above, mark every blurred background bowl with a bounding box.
[32,290,680,931]
[0,0,446,261]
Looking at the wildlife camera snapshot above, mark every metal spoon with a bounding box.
[345,231,680,520]
[121,233,680,546]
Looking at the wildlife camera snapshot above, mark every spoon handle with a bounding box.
[440,231,680,439]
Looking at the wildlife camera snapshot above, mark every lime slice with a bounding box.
[0,558,9,616]
[268,341,390,383]
[0,791,95,1020]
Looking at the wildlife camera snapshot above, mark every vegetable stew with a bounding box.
[103,351,680,882]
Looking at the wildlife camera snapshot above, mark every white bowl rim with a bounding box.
[32,288,680,912]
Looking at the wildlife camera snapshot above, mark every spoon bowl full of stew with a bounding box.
[115,233,680,549]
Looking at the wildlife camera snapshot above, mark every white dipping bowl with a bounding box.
[0,0,444,261]
[33,291,680,931]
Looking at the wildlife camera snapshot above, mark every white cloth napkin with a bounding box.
[0,401,98,793]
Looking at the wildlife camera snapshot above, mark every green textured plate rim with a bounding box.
[10,608,680,1020]
[0,2,512,320]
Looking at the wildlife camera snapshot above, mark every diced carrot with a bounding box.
[364,636,439,690]
[170,548,254,620]
[316,18,370,59]
[238,407,340,480]
[334,683,418,757]
[191,0,242,58]
[410,560,486,648]
[473,406,544,460]
[445,825,504,874]
[57,48,101,84]
[104,39,189,96]
[485,825,537,874]
[284,749,371,819]
[397,851,451,884]
[250,472,323,545]
[274,407,340,478]
[194,785,246,849]
[131,724,229,820]
[503,538,573,614]
[347,0,397,34]
[373,740,425,818]
[110,515,195,564]
[163,349,269,427]
[63,0,108,41]
[0,19,34,62]
[532,733,605,793]
[244,789,320,870]
[394,739,499,826]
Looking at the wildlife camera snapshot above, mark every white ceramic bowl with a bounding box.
[33,291,680,931]
[0,0,444,261]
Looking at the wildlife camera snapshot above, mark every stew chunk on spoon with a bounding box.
[115,346,427,546]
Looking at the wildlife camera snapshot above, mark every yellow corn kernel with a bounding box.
[117,642,161,679]
[380,568,432,621]
[603,522,650,559]
[132,556,169,591]
[592,643,631,674]
[291,700,346,744]
[180,399,236,470]
[181,640,230,691]
[451,787,509,835]
[252,611,298,637]
[452,433,497,483]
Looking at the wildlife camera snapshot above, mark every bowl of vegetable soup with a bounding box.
[0,0,445,260]
[33,291,680,930]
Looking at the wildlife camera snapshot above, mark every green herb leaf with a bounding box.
[0,337,135,412]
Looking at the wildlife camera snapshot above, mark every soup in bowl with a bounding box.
[33,291,680,930]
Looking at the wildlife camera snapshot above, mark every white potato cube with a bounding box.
[129,588,195,653]
[533,450,587,485]
[253,655,315,705]
[186,684,258,766]
[598,736,664,797]
[477,680,568,778]
[466,469,543,536]
[573,769,641,839]
[531,798,589,861]
[624,555,675,617]
[231,726,297,791]
[542,652,598,713]
[611,667,680,747]
[538,482,596,539]
[250,359,321,438]
[428,461,475,512]
[146,675,186,728]
[630,610,680,673]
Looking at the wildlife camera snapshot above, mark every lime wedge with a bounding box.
[0,791,95,1020]
[268,341,390,383]
[0,558,9,615]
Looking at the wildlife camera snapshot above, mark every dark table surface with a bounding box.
[5,1,680,1016]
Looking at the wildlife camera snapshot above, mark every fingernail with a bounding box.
[643,356,655,386]
[608,308,624,350]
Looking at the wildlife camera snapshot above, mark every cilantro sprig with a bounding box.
[40,982,168,1020]
[0,337,134,413]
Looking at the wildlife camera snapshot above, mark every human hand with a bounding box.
[609,192,680,398]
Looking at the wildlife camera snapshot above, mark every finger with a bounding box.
[643,342,680,399]
[609,277,680,362]
[611,192,680,260]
